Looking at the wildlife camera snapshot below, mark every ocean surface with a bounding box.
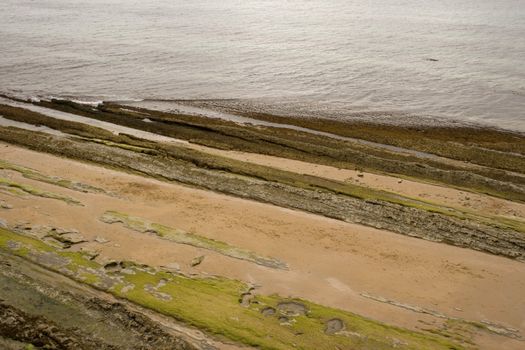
[1,0,524,130]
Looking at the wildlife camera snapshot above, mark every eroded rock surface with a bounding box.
[2,128,522,260]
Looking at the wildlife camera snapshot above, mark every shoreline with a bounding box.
[4,92,525,134]
[137,97,525,133]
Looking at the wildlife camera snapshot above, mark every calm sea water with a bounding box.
[1,0,524,130]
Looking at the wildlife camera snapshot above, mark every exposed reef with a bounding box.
[0,226,465,350]
[0,126,523,260]
[2,101,524,202]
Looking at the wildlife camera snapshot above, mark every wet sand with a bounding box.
[1,143,524,349]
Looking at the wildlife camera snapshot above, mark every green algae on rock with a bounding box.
[0,252,202,350]
[0,177,83,206]
[100,210,288,270]
[0,227,466,350]
[0,159,111,195]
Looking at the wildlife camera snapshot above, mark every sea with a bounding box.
[1,0,524,130]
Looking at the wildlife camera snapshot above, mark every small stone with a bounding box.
[121,284,135,293]
[277,301,308,316]
[325,318,345,334]
[94,236,109,244]
[84,251,100,260]
[16,222,32,230]
[261,307,276,316]
[60,233,87,244]
[7,241,20,250]
[239,292,253,307]
[163,262,181,272]
[190,255,205,267]
[278,316,289,324]
[1,202,13,209]
[104,261,121,272]
[157,279,168,288]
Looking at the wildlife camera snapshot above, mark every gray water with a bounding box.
[1,0,524,130]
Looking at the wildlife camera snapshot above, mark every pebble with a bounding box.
[190,255,205,267]
[164,262,181,271]
[0,201,13,209]
[94,236,109,244]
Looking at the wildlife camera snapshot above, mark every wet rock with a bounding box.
[278,316,290,324]
[79,247,100,261]
[0,201,13,209]
[94,236,109,244]
[53,228,79,235]
[261,307,276,317]
[392,338,409,347]
[277,301,308,316]
[19,226,88,248]
[157,279,168,288]
[239,292,253,307]
[190,255,205,267]
[57,232,87,245]
[103,261,122,273]
[81,298,199,349]
[94,274,120,290]
[120,284,135,294]
[6,241,20,250]
[325,318,345,334]
[0,302,104,350]
[144,284,172,301]
[480,320,522,339]
[30,251,70,269]
[161,262,181,272]
[14,222,32,231]
[145,228,159,235]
